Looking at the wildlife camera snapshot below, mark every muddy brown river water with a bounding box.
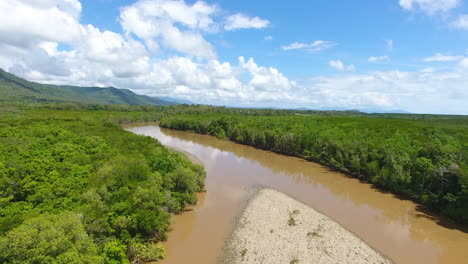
[126,125,468,264]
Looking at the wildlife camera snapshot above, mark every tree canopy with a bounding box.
[0,106,205,263]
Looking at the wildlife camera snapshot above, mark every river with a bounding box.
[126,124,468,264]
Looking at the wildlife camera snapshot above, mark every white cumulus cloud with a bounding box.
[224,13,270,31]
[79,25,151,78]
[119,0,217,59]
[161,24,216,59]
[423,53,463,62]
[281,40,336,52]
[368,56,389,62]
[452,14,468,30]
[399,0,460,15]
[240,56,296,93]
[459,58,468,68]
[120,0,217,34]
[304,69,468,113]
[329,60,356,72]
[0,0,82,48]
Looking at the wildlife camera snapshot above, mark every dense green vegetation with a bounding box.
[0,105,205,263]
[0,69,174,106]
[160,106,468,224]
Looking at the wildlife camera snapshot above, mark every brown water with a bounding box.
[126,125,468,264]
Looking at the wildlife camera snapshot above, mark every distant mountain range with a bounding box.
[313,107,410,114]
[0,69,175,106]
[0,69,410,114]
[158,97,193,105]
[230,106,411,115]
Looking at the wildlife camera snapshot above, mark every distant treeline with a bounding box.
[0,107,205,263]
[161,104,366,116]
[1,101,164,111]
[160,108,468,224]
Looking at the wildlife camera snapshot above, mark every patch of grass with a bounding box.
[290,259,299,264]
[307,231,321,238]
[288,210,300,226]
[240,248,247,260]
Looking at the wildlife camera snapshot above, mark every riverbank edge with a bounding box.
[220,188,393,264]
[122,124,207,264]
[122,123,203,166]
[166,146,204,166]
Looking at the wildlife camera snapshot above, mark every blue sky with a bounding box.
[1,0,468,114]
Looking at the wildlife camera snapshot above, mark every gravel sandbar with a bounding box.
[222,189,392,264]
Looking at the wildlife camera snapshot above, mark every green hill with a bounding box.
[0,69,174,106]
